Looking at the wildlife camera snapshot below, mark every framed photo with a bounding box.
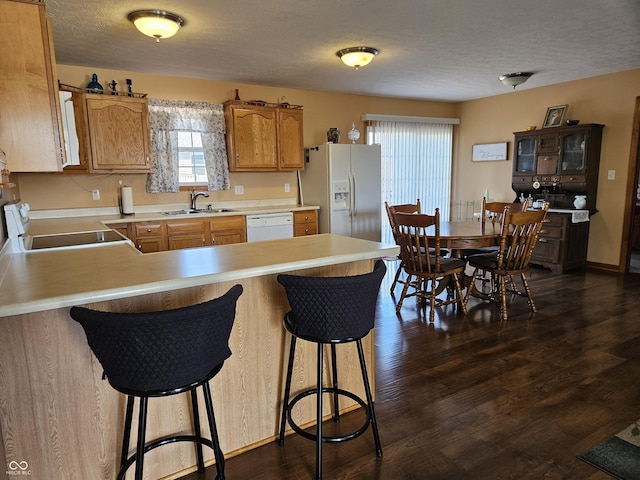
[542,105,567,128]
[472,142,508,161]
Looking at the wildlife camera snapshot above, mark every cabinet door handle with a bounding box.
[147,228,152,233]
[542,219,551,223]
[538,238,548,243]
[539,229,548,234]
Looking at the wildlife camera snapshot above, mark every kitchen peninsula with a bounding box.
[0,231,397,479]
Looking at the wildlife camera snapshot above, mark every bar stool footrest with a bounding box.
[285,387,371,444]
[117,435,216,480]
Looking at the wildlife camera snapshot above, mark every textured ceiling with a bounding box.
[46,0,640,102]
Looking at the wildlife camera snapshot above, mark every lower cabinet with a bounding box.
[210,216,246,245]
[129,221,168,253]
[530,212,590,274]
[167,220,207,250]
[293,210,318,237]
[124,216,247,253]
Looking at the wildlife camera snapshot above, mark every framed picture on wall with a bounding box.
[542,105,567,128]
[472,142,508,161]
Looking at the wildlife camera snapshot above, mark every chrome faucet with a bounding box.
[190,189,209,210]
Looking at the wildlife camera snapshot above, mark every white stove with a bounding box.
[3,200,131,253]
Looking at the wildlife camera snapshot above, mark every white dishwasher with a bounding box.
[246,212,294,242]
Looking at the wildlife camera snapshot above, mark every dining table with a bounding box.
[436,220,502,256]
[429,220,502,296]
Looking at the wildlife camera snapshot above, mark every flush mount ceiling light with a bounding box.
[127,10,185,42]
[336,46,379,70]
[499,72,534,89]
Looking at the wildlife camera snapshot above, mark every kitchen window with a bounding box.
[178,131,207,185]
[146,99,230,193]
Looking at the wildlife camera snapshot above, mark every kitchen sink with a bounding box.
[163,208,236,216]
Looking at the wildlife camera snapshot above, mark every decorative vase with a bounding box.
[573,195,587,209]
[87,73,103,94]
[347,123,361,144]
[327,128,340,144]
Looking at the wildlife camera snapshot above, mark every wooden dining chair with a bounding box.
[393,209,467,322]
[463,203,548,321]
[385,200,421,294]
[461,197,529,258]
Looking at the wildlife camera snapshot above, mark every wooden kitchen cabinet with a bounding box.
[59,84,151,173]
[0,0,65,172]
[530,212,590,274]
[278,108,305,170]
[224,101,304,171]
[123,215,246,253]
[293,210,318,236]
[167,219,208,250]
[512,124,603,213]
[210,215,246,245]
[129,221,167,253]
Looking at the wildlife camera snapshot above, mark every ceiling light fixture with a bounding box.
[127,10,185,42]
[336,46,379,70]
[499,72,533,89]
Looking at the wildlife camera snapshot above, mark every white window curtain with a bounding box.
[366,120,453,245]
[146,99,230,193]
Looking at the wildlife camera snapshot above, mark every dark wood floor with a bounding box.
[183,262,640,479]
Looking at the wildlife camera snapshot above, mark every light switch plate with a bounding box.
[284,183,290,193]
[608,170,615,180]
[91,189,100,200]
[234,185,244,195]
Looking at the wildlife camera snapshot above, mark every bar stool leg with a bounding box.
[357,340,382,457]
[330,344,340,422]
[202,381,225,480]
[190,389,205,471]
[134,397,148,480]
[316,343,323,480]
[120,396,135,469]
[278,335,297,445]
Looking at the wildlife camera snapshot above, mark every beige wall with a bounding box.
[16,65,456,211]
[14,65,640,269]
[456,69,640,268]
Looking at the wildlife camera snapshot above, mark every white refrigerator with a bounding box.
[301,144,382,242]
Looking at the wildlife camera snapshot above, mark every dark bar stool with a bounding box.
[276,260,386,479]
[69,284,243,480]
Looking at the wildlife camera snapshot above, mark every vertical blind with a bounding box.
[366,120,453,245]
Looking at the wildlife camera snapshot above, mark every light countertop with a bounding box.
[26,203,320,236]
[0,233,397,317]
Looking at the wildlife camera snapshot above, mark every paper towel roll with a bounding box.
[121,186,134,215]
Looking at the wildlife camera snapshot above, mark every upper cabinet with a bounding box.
[512,123,604,213]
[224,101,304,171]
[0,0,65,172]
[60,86,152,173]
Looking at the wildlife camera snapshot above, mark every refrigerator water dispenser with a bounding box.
[333,181,350,210]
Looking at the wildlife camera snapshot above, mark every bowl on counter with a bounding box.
[566,119,580,126]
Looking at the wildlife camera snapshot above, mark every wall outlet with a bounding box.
[608,170,615,180]
[91,189,100,200]
[284,183,290,193]
[234,185,244,195]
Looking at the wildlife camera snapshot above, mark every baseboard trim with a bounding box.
[586,261,621,273]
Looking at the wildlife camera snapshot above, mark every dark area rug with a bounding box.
[579,422,640,480]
